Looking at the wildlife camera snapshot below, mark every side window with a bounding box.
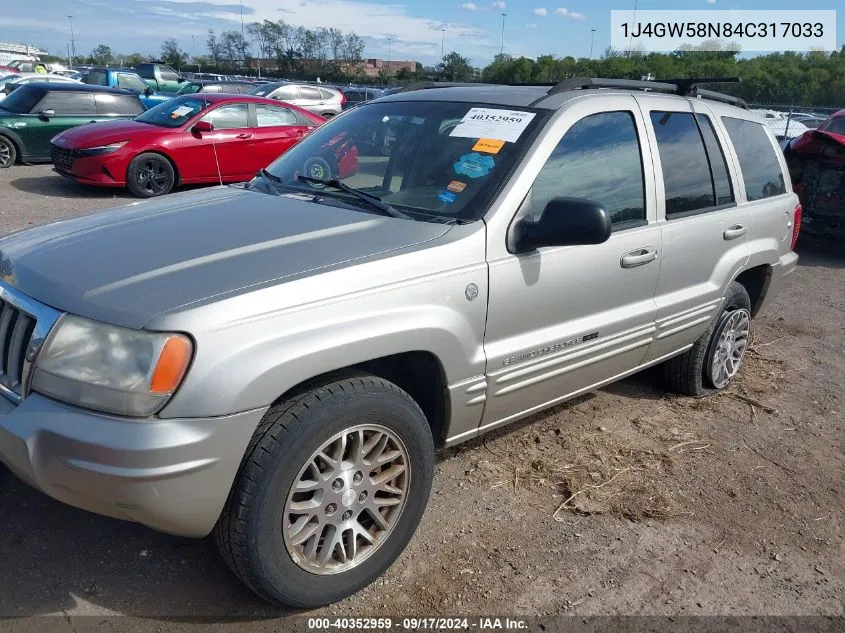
[202,104,249,130]
[255,104,298,127]
[650,111,723,217]
[721,117,787,201]
[272,85,300,100]
[159,66,180,81]
[532,111,646,228]
[95,94,144,116]
[85,70,108,86]
[695,114,734,206]
[117,73,147,92]
[136,65,154,79]
[37,92,97,115]
[300,86,323,101]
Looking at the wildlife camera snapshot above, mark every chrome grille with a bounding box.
[0,300,35,395]
[50,144,75,172]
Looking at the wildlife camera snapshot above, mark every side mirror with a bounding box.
[177,77,186,83]
[191,120,214,134]
[144,87,152,96]
[40,108,56,119]
[514,197,612,252]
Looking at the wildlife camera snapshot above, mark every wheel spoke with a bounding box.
[371,463,405,486]
[366,507,390,530]
[289,517,321,545]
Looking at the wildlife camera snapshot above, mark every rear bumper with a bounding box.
[757,251,799,316]
[0,393,267,537]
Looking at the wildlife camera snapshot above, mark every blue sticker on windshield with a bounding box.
[453,152,494,179]
[438,191,457,204]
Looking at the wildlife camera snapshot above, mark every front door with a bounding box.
[634,94,750,363]
[185,103,254,182]
[480,94,661,430]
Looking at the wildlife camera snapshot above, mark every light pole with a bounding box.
[387,37,392,64]
[67,15,76,67]
[589,28,596,59]
[441,29,445,58]
[500,13,506,56]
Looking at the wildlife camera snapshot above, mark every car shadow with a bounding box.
[8,174,137,200]
[795,235,845,269]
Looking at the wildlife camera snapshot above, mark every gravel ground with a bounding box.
[0,166,842,628]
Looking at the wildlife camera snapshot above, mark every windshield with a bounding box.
[262,100,547,222]
[820,116,845,136]
[135,96,209,128]
[0,85,43,113]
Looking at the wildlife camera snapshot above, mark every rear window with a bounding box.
[95,93,144,116]
[85,70,108,86]
[722,117,787,201]
[819,116,845,136]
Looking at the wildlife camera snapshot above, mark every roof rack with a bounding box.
[545,76,748,109]
[399,81,487,92]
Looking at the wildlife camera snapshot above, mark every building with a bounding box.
[0,41,49,65]
[341,58,417,77]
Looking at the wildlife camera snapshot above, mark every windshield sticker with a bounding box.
[170,105,194,118]
[438,191,457,204]
[454,152,495,179]
[450,108,536,143]
[472,138,505,154]
[447,180,467,193]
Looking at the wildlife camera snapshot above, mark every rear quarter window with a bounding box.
[722,117,787,201]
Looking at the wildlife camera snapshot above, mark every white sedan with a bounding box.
[0,72,81,101]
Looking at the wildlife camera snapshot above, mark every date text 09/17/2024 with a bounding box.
[306,617,529,630]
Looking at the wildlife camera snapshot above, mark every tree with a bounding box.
[90,44,113,66]
[161,38,187,68]
[207,29,222,68]
[439,52,473,81]
[395,67,414,82]
[124,52,147,66]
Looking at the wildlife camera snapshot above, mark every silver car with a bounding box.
[0,77,799,608]
[249,81,343,117]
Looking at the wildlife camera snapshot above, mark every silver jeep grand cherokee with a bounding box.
[0,77,799,607]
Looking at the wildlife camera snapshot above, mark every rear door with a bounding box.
[635,94,750,363]
[29,90,98,159]
[251,103,313,168]
[299,86,325,114]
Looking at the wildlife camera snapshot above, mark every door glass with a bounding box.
[85,70,108,86]
[37,92,97,115]
[696,114,735,206]
[300,86,323,101]
[531,111,646,228]
[650,111,719,217]
[721,117,787,201]
[95,93,145,116]
[255,105,298,127]
[117,73,148,92]
[202,104,249,130]
[159,67,180,81]
[319,88,338,100]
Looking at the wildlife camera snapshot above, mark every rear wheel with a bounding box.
[126,153,175,197]
[214,374,435,607]
[0,136,17,168]
[664,281,752,396]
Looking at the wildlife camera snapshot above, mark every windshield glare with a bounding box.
[135,96,208,127]
[264,100,546,221]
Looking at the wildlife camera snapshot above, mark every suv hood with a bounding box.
[0,186,452,329]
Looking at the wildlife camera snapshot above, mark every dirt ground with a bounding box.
[0,166,842,625]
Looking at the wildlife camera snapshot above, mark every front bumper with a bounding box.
[0,393,267,537]
[51,144,131,187]
[756,250,799,316]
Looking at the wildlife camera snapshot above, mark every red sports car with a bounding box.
[50,93,358,197]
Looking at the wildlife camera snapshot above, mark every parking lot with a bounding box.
[0,165,843,624]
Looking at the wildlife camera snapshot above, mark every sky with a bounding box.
[2,0,843,67]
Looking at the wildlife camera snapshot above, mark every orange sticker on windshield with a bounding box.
[472,138,505,154]
[447,180,467,193]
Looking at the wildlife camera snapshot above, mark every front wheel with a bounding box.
[126,152,175,198]
[214,375,435,607]
[664,281,752,396]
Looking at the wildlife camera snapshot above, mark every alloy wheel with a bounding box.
[708,308,751,389]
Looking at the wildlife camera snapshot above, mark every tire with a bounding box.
[126,152,175,198]
[664,281,752,397]
[213,374,435,608]
[0,136,17,168]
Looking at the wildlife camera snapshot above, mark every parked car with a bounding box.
[0,72,80,101]
[176,80,256,95]
[789,112,828,129]
[50,94,354,197]
[133,63,186,93]
[338,85,383,110]
[0,77,799,607]
[5,60,49,73]
[83,67,171,109]
[249,81,344,117]
[751,108,810,140]
[0,83,144,167]
[782,109,845,239]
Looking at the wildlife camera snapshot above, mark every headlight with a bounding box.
[77,141,128,157]
[31,314,193,417]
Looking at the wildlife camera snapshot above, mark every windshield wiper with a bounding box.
[255,168,286,195]
[296,176,411,220]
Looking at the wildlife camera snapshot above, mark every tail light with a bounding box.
[790,202,802,251]
[340,91,347,106]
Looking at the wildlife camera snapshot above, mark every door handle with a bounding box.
[236,133,252,139]
[723,224,748,240]
[620,247,658,268]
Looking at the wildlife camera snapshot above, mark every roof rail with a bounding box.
[399,81,483,92]
[545,76,747,109]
